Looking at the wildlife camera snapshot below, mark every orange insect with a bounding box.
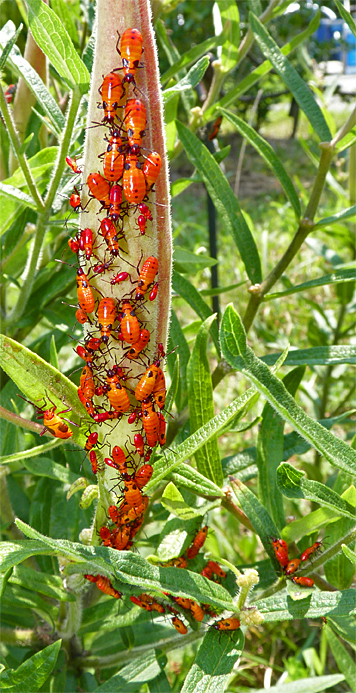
[69,189,82,212]
[205,561,226,579]
[300,541,323,562]
[87,172,111,206]
[89,450,98,474]
[272,538,289,568]
[149,283,158,302]
[68,237,79,254]
[143,151,161,190]
[138,202,152,221]
[123,477,142,507]
[99,72,122,123]
[126,328,150,359]
[284,558,301,576]
[100,217,120,256]
[291,576,314,587]
[125,98,146,154]
[153,370,166,410]
[172,616,187,635]
[87,574,122,599]
[112,524,131,550]
[158,413,166,446]
[135,256,159,300]
[171,596,191,609]
[18,395,74,440]
[97,297,116,344]
[123,152,146,204]
[118,28,144,87]
[77,387,96,418]
[80,365,95,400]
[110,446,128,474]
[213,617,240,632]
[103,131,124,182]
[108,184,123,222]
[186,526,208,560]
[134,463,153,489]
[142,397,160,448]
[135,362,163,401]
[100,527,112,545]
[76,268,95,314]
[79,227,93,260]
[119,301,140,345]
[66,156,81,174]
[85,431,98,451]
[189,601,205,622]
[208,115,223,141]
[106,377,130,413]
[75,308,88,325]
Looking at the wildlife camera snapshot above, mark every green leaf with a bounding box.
[263,345,356,367]
[174,247,218,273]
[26,0,89,93]
[0,22,65,134]
[172,270,220,355]
[249,13,331,141]
[9,565,75,601]
[257,367,305,531]
[50,334,59,370]
[315,204,356,228]
[204,11,321,121]
[0,640,61,692]
[7,520,236,612]
[161,32,227,84]
[334,0,356,37]
[342,543,356,563]
[324,486,356,589]
[248,675,344,693]
[161,482,206,519]
[200,280,246,297]
[51,0,79,46]
[216,0,240,74]
[264,268,356,301]
[230,477,280,570]
[181,629,244,693]
[221,109,301,220]
[66,477,89,500]
[168,463,224,499]
[277,463,356,519]
[0,438,64,465]
[187,316,223,487]
[255,588,355,621]
[155,517,201,561]
[0,182,37,210]
[336,127,356,153]
[325,624,356,691]
[165,354,179,414]
[176,121,262,284]
[0,334,87,448]
[0,23,23,71]
[167,310,190,410]
[22,456,78,484]
[148,670,171,693]
[163,56,210,103]
[282,507,343,543]
[220,305,356,475]
[165,91,179,158]
[145,387,258,492]
[95,651,162,693]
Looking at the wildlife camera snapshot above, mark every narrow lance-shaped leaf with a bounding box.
[254,588,355,621]
[0,21,65,134]
[0,23,22,71]
[314,204,356,228]
[181,629,244,693]
[221,109,301,221]
[257,367,305,531]
[145,386,258,492]
[163,56,210,102]
[95,651,162,693]
[220,305,356,475]
[324,486,356,589]
[276,463,356,520]
[161,32,227,84]
[175,121,262,284]
[230,477,280,571]
[334,0,356,37]
[264,268,356,301]
[0,640,61,692]
[26,0,90,93]
[249,12,331,141]
[0,183,37,210]
[325,625,356,692]
[187,315,223,487]
[216,0,240,74]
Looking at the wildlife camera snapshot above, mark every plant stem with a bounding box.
[237,0,281,65]
[331,103,356,148]
[0,405,50,436]
[222,489,255,532]
[3,89,82,330]
[0,85,44,210]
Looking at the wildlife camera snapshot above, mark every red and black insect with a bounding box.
[99,72,123,123]
[300,541,323,563]
[187,526,208,559]
[271,538,289,568]
[117,28,144,89]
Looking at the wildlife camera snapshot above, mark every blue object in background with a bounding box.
[344,23,356,73]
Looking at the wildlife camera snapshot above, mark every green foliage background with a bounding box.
[0,1,355,691]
